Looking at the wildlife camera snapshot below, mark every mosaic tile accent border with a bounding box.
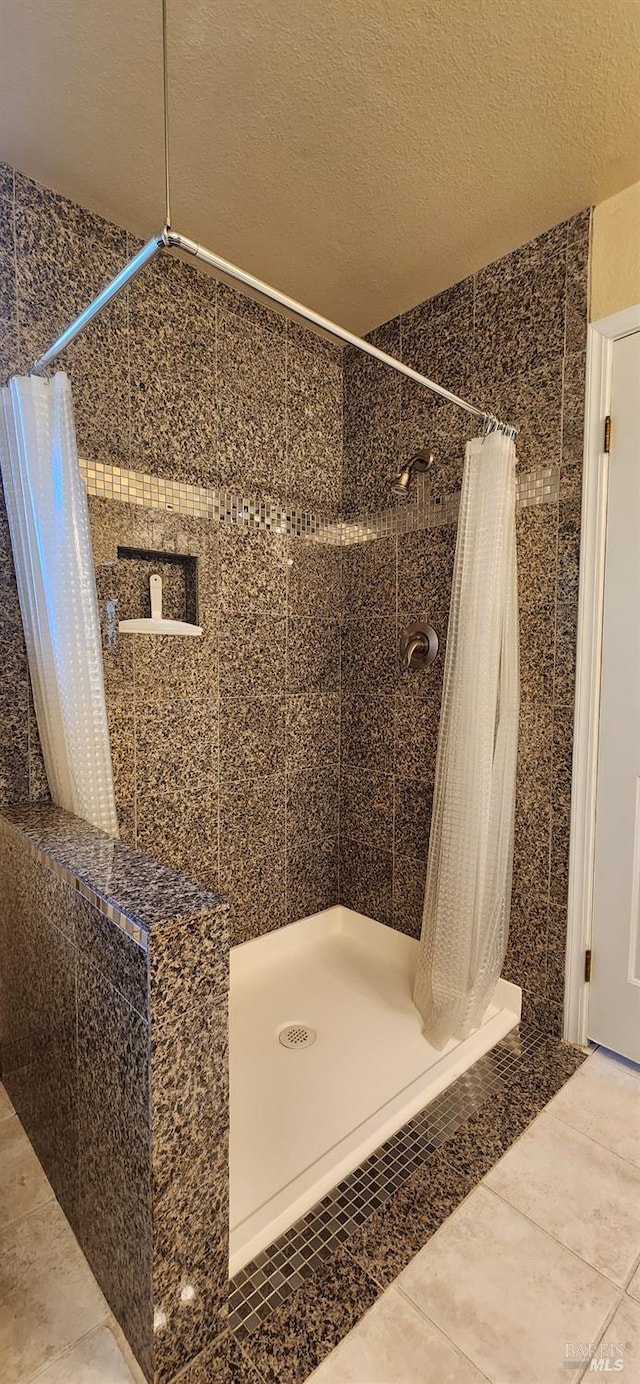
[0,815,148,950]
[80,459,559,547]
[80,459,343,544]
[344,466,559,542]
[229,1025,548,1336]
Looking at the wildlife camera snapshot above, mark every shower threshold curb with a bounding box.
[228,1023,584,1339]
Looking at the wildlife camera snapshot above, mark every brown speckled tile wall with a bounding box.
[88,494,342,945]
[340,210,591,1033]
[0,164,343,890]
[0,804,230,1384]
[15,174,130,467]
[76,950,154,1374]
[0,165,30,807]
[219,773,286,943]
[342,320,402,518]
[0,161,589,1035]
[129,254,218,488]
[151,948,228,1381]
[150,894,229,1382]
[0,835,78,1225]
[287,322,343,516]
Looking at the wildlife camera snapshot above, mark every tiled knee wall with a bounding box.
[0,804,230,1384]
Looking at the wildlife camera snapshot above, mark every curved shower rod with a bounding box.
[30,226,515,436]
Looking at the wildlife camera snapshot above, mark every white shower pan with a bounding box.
[229,905,521,1276]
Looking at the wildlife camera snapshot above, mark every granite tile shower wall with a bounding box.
[0,161,343,948]
[340,211,590,1035]
[89,498,342,943]
[0,159,588,1029]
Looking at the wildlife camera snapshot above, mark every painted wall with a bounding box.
[591,180,640,322]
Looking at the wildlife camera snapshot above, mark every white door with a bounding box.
[589,329,640,1061]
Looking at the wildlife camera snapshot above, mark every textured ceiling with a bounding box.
[1,0,639,334]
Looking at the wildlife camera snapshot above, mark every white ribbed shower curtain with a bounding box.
[0,373,118,836]
[413,429,519,1046]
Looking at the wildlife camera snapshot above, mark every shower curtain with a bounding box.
[0,373,118,836]
[413,428,519,1046]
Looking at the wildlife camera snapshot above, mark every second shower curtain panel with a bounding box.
[414,428,520,1046]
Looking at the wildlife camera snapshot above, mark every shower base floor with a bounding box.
[229,905,521,1275]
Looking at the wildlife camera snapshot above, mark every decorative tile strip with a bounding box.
[80,460,559,548]
[229,1025,548,1337]
[80,460,343,545]
[1,816,148,950]
[342,467,559,545]
[516,465,559,508]
[73,880,147,950]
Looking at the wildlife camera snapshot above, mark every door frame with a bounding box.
[564,302,640,1046]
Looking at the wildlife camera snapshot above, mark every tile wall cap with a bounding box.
[0,803,229,942]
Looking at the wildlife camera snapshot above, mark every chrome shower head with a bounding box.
[391,450,433,499]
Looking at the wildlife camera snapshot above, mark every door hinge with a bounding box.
[584,949,592,982]
[603,415,612,454]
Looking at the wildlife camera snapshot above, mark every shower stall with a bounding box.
[0,156,589,1381]
[230,906,520,1275]
[5,187,523,1215]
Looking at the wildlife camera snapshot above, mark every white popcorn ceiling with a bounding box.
[1,0,639,335]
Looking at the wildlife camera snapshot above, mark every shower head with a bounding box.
[391,466,412,497]
[391,450,434,498]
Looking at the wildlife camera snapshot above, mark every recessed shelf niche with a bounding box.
[116,547,199,627]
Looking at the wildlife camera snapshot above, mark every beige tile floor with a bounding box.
[1,1049,639,1383]
[308,1048,640,1384]
[0,1085,145,1383]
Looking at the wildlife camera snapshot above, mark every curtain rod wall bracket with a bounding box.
[29,224,516,434]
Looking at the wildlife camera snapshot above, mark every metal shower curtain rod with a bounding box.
[30,227,514,434]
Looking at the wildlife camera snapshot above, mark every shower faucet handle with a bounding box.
[400,622,438,671]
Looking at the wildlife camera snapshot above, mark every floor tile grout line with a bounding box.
[21,1312,117,1384]
[540,1106,640,1174]
[234,1332,269,1384]
[574,1285,628,1384]
[479,1183,636,1292]
[623,1243,640,1291]
[545,1105,640,1171]
[389,1280,495,1384]
[0,1188,60,1250]
[394,1190,627,1384]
